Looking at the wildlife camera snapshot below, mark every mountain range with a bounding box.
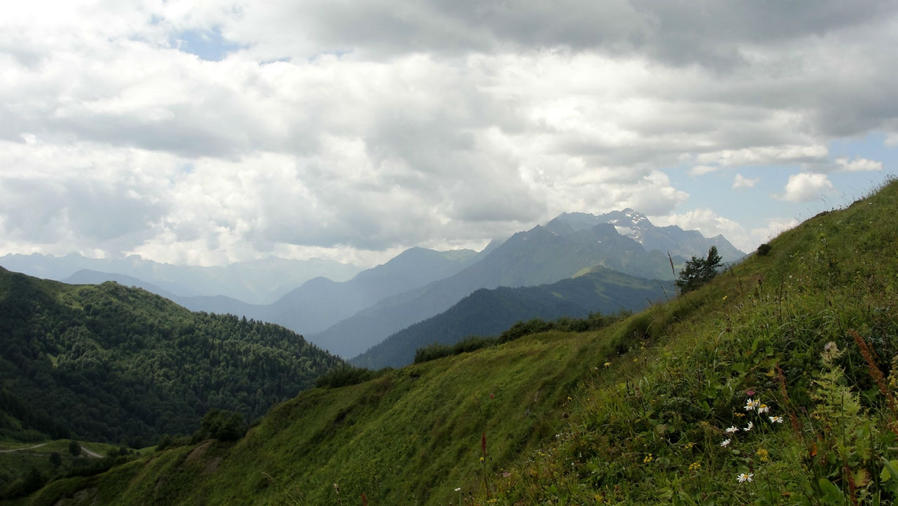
[311,210,741,358]
[0,254,362,304]
[2,209,743,360]
[351,266,674,369]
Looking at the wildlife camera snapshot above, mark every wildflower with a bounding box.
[737,472,753,483]
[769,415,784,423]
[684,441,695,449]
[758,404,770,414]
[454,488,461,492]
[720,439,731,447]
[743,421,753,432]
[756,448,769,462]
[643,453,653,463]
[480,456,485,463]
[725,426,739,433]
[745,389,756,397]
[744,398,760,411]
[689,461,701,471]
[603,361,611,367]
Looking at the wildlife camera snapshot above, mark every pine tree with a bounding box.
[676,246,722,293]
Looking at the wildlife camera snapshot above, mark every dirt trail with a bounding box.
[0,442,47,453]
[80,445,103,458]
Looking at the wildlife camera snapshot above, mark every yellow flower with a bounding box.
[689,461,701,471]
[479,456,485,463]
[684,441,695,449]
[756,448,769,462]
[603,361,612,367]
[643,453,653,463]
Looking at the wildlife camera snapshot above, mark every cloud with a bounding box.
[650,208,749,250]
[732,173,758,189]
[689,165,718,176]
[1,1,897,265]
[779,173,835,202]
[750,218,800,246]
[835,157,882,172]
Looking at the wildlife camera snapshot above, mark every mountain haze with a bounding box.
[0,254,361,304]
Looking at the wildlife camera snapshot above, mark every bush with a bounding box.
[757,243,772,256]
[193,409,246,442]
[68,440,81,456]
[315,365,378,389]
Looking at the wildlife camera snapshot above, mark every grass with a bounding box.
[12,178,898,505]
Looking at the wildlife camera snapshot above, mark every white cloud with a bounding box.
[779,173,835,202]
[750,218,800,246]
[689,165,718,176]
[835,157,882,172]
[651,208,750,251]
[1,1,897,265]
[732,173,758,189]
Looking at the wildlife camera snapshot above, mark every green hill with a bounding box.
[14,179,898,504]
[0,271,343,447]
[352,266,673,369]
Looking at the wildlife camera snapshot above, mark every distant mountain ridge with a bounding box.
[311,212,741,358]
[0,253,362,304]
[61,247,483,336]
[351,266,674,369]
[547,209,744,262]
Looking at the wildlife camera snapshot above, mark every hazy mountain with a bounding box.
[311,212,743,358]
[260,247,481,334]
[55,248,482,338]
[311,222,679,357]
[0,267,342,446]
[0,253,361,304]
[546,209,745,262]
[351,266,674,369]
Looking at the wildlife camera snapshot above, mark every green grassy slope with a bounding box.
[15,179,898,505]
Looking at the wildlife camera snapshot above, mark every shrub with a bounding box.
[315,365,391,389]
[193,409,246,442]
[757,243,772,256]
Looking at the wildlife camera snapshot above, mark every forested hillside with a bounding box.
[0,271,342,446]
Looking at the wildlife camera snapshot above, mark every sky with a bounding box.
[1,1,897,268]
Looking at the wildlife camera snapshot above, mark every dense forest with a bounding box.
[0,269,343,446]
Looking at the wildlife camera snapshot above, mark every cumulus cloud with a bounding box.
[836,157,883,172]
[689,165,718,176]
[732,173,758,189]
[780,173,835,202]
[750,218,800,246]
[1,1,896,265]
[651,208,751,251]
